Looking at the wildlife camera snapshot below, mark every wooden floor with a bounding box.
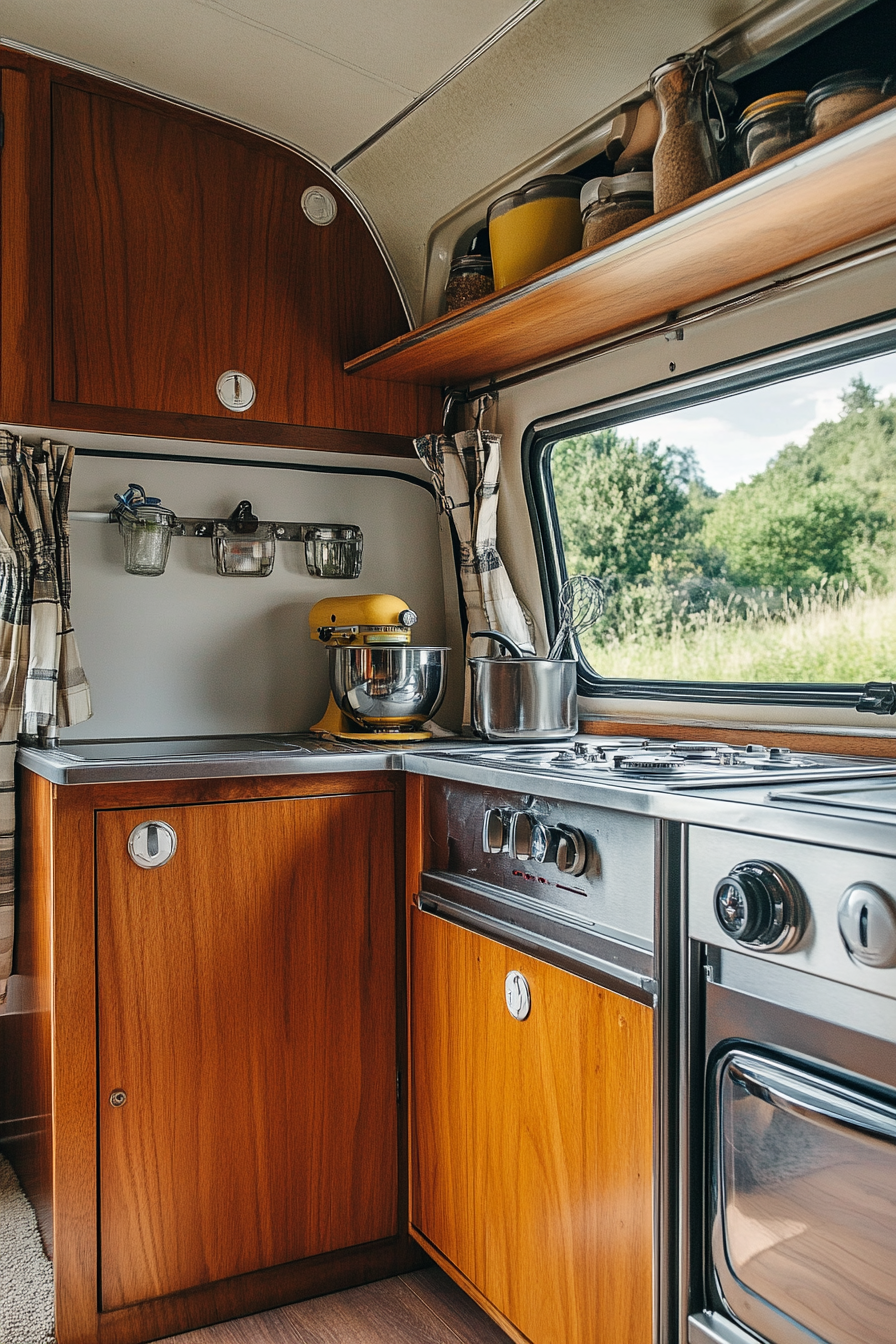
[155,1268,511,1343]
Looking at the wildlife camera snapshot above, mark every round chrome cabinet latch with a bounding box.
[215,369,257,411]
[504,971,531,1021]
[838,883,896,968]
[128,821,178,869]
[713,860,806,953]
[109,1090,127,1108]
[301,185,338,226]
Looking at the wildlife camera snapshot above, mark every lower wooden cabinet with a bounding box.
[97,793,398,1310]
[410,906,655,1344]
[5,770,420,1344]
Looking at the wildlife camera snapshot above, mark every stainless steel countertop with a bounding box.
[19,734,896,857]
[15,733,481,786]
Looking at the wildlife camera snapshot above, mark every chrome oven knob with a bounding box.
[838,883,896,968]
[509,811,549,863]
[482,808,507,854]
[554,824,588,877]
[713,861,806,953]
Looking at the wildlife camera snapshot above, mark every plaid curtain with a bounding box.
[415,428,534,721]
[0,432,92,1006]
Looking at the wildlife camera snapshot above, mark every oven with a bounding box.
[686,825,896,1344]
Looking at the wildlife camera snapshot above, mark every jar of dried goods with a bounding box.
[487,176,583,289]
[444,255,494,312]
[650,50,724,213]
[736,91,807,167]
[580,173,654,248]
[806,70,890,137]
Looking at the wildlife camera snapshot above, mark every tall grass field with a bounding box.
[582,586,896,683]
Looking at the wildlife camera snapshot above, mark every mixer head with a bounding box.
[309,594,418,646]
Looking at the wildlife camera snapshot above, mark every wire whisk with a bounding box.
[548,574,605,659]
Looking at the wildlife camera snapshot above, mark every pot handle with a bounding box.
[471,629,531,659]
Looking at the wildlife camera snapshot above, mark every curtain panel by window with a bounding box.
[0,433,91,1006]
[415,428,534,720]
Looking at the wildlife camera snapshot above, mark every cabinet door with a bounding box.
[97,792,397,1310]
[49,80,420,437]
[410,908,654,1344]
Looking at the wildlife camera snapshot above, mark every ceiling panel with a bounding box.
[0,0,532,164]
[191,0,530,91]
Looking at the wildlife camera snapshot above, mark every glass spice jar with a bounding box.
[444,255,494,312]
[806,70,889,137]
[580,173,654,248]
[736,91,807,168]
[649,50,723,214]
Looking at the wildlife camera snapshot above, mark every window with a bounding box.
[532,331,896,705]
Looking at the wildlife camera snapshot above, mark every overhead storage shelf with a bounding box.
[345,98,896,388]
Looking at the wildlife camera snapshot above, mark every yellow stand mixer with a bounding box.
[309,594,449,742]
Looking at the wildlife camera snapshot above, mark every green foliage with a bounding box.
[550,371,896,680]
[551,429,717,581]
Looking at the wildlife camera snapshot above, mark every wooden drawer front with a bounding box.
[97,792,397,1310]
[410,907,654,1344]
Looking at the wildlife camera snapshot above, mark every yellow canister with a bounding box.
[488,176,583,290]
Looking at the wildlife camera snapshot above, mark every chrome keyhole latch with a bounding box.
[215,369,257,411]
[109,1090,127,1108]
[504,971,531,1021]
[128,821,178,869]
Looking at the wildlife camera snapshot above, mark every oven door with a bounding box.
[711,1047,896,1344]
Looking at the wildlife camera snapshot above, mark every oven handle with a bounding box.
[729,1057,896,1148]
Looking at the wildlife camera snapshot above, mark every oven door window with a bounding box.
[713,1050,896,1344]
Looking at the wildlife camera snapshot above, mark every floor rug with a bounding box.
[0,1152,54,1344]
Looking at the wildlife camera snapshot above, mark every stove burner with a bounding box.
[545,738,806,777]
[618,754,690,773]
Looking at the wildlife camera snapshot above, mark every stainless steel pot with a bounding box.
[329,644,449,730]
[468,630,577,741]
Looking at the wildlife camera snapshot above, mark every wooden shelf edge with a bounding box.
[42,402,419,458]
[346,96,896,388]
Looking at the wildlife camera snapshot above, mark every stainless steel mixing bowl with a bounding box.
[328,645,449,729]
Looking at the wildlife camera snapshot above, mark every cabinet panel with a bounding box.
[410,908,654,1344]
[50,79,428,438]
[97,792,397,1310]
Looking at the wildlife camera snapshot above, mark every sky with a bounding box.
[620,349,896,493]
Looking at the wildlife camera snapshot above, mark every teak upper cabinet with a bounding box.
[0,51,438,455]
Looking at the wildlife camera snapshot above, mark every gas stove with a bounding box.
[440,736,896,789]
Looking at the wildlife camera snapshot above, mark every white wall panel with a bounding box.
[43,441,457,739]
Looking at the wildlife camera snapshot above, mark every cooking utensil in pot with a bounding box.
[469,629,576,741]
[548,575,605,659]
[471,629,534,659]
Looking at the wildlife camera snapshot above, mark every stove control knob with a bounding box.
[482,808,507,854]
[554,824,588,877]
[713,861,806,953]
[509,811,549,863]
[838,883,896,968]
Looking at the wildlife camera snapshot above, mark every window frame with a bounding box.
[524,310,896,710]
